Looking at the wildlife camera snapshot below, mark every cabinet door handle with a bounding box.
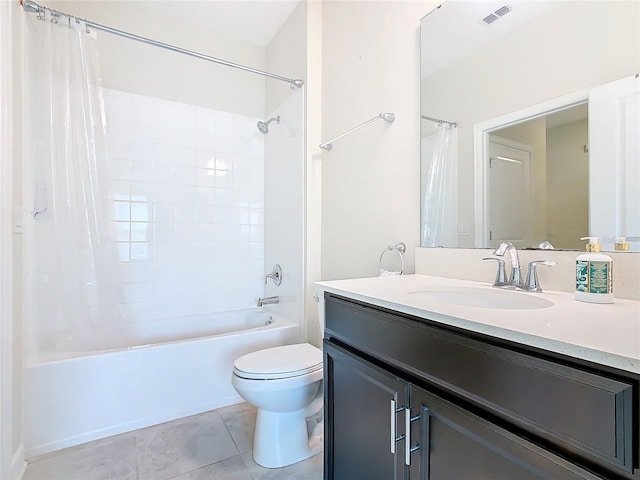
[390,399,405,454]
[422,406,431,479]
[406,408,422,466]
[391,399,396,454]
[405,407,411,465]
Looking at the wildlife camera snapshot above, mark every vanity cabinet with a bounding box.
[323,293,639,480]
[324,341,408,479]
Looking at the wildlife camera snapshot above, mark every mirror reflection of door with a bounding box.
[487,135,534,248]
[589,74,640,245]
[484,104,589,250]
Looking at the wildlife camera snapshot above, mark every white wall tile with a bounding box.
[130,202,152,222]
[174,165,196,186]
[114,201,130,221]
[175,204,196,224]
[130,182,153,202]
[131,243,152,262]
[175,147,196,166]
[214,171,231,189]
[104,88,265,322]
[154,223,175,243]
[116,222,131,242]
[131,141,154,163]
[107,138,131,160]
[130,222,151,242]
[111,180,131,200]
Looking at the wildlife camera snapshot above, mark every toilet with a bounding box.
[231,295,326,468]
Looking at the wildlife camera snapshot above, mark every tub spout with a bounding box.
[257,296,279,307]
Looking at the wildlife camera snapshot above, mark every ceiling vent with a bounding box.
[482,5,512,25]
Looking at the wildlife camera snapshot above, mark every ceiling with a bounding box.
[136,0,301,47]
[421,1,562,78]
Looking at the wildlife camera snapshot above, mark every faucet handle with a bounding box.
[483,257,508,286]
[524,260,557,292]
[264,264,283,286]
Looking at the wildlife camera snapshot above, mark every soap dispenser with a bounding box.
[575,236,613,304]
[615,236,630,251]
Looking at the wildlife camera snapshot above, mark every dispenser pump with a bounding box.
[580,236,601,252]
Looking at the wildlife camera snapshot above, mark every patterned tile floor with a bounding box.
[24,403,323,480]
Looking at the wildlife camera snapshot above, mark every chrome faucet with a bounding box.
[522,260,557,292]
[486,242,557,291]
[492,242,523,287]
[257,295,279,307]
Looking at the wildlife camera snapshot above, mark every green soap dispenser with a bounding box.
[575,236,613,304]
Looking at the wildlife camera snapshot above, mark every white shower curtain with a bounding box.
[24,11,126,362]
[421,123,458,247]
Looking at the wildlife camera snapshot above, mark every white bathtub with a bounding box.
[24,310,299,457]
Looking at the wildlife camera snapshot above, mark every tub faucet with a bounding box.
[492,242,523,287]
[257,296,279,307]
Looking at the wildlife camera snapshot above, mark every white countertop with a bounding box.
[315,274,640,374]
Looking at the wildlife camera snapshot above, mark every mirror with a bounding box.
[420,0,639,251]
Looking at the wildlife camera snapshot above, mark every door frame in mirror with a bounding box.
[473,88,591,248]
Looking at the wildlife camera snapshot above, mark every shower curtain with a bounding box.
[23,10,126,362]
[421,123,458,247]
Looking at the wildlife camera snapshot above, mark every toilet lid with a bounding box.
[233,343,323,380]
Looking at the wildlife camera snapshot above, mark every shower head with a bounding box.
[257,115,280,134]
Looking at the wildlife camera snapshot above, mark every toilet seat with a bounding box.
[233,343,323,380]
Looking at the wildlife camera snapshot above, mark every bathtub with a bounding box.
[24,310,299,457]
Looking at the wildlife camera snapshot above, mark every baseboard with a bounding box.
[9,444,26,480]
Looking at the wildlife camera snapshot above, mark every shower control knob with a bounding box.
[265,264,283,286]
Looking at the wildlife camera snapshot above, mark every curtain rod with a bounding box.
[20,0,304,89]
[320,113,395,151]
[421,115,457,127]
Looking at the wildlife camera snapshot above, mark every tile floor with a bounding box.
[24,402,323,480]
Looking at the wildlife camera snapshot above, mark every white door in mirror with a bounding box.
[589,74,640,251]
[487,135,534,249]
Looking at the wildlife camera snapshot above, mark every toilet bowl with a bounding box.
[231,342,324,468]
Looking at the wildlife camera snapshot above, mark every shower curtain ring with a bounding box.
[36,6,44,20]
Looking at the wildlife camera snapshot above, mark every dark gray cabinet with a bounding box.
[323,293,639,480]
[408,385,603,479]
[324,341,408,480]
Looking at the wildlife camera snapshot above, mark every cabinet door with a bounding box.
[409,385,600,480]
[324,340,408,480]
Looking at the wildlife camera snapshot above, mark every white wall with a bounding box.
[263,2,308,339]
[263,90,305,331]
[546,119,589,250]
[1,1,26,478]
[320,1,438,281]
[303,1,323,346]
[42,0,267,118]
[266,2,307,117]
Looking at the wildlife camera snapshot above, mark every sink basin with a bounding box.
[404,285,554,310]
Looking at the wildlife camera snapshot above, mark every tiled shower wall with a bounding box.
[104,89,265,321]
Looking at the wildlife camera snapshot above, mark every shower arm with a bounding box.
[319,113,395,151]
[20,0,304,89]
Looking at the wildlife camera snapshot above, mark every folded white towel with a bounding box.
[379,269,401,277]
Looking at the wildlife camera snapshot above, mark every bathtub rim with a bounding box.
[26,314,298,367]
